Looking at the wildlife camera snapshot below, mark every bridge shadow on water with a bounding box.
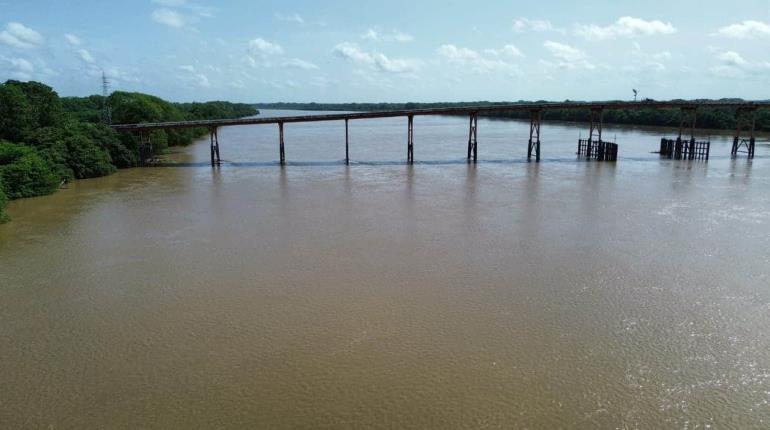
[150,157,609,168]
[147,154,767,169]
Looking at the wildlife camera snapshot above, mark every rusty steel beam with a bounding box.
[209,127,220,166]
[527,110,542,162]
[278,122,285,166]
[732,107,757,159]
[345,119,349,165]
[138,131,152,165]
[407,115,414,164]
[111,100,770,133]
[587,107,603,157]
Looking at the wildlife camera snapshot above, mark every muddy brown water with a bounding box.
[1,111,769,429]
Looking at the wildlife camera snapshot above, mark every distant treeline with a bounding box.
[255,101,770,132]
[0,80,257,222]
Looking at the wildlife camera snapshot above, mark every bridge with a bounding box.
[111,100,770,166]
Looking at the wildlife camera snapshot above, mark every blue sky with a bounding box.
[1,0,770,102]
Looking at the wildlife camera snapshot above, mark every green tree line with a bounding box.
[256,101,770,131]
[0,80,257,223]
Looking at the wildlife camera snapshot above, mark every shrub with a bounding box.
[0,141,60,199]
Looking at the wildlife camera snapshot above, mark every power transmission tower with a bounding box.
[101,71,112,124]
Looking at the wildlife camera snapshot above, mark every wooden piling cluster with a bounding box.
[575,107,616,161]
[660,138,710,160]
[577,139,618,161]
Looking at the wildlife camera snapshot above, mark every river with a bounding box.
[1,110,769,429]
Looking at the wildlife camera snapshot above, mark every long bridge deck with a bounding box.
[110,100,769,165]
[111,100,770,131]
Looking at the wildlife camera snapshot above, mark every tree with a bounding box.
[0,141,60,199]
[4,80,63,130]
[0,83,34,142]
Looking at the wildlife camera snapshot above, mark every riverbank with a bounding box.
[0,80,257,223]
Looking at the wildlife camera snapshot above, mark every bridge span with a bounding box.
[111,100,770,166]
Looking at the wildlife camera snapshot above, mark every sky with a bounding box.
[1,0,770,103]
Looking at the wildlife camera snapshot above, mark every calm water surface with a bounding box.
[1,110,769,429]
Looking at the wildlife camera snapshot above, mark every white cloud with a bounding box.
[333,42,419,74]
[175,63,211,87]
[484,44,524,58]
[362,29,379,41]
[709,48,770,78]
[716,50,748,67]
[249,38,284,57]
[333,42,375,64]
[246,39,317,71]
[625,46,671,74]
[152,0,213,18]
[195,73,210,87]
[513,18,560,33]
[437,44,520,73]
[543,40,595,69]
[392,31,414,43]
[64,33,82,46]
[0,56,35,80]
[152,0,187,6]
[362,28,414,43]
[576,17,676,40]
[715,20,770,39]
[275,13,304,24]
[77,48,95,63]
[1,56,34,73]
[151,9,185,28]
[282,58,319,70]
[373,53,418,73]
[438,44,479,61]
[0,22,44,49]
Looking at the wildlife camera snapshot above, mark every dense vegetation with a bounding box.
[0,80,257,222]
[256,101,770,132]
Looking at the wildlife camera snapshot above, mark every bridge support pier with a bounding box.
[138,131,153,165]
[732,107,756,159]
[578,107,618,161]
[588,107,603,156]
[278,122,286,166]
[407,114,414,164]
[527,110,542,162]
[678,107,697,160]
[209,127,221,166]
[467,112,478,162]
[661,107,709,160]
[345,119,349,165]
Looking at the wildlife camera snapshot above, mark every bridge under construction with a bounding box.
[111,100,769,166]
